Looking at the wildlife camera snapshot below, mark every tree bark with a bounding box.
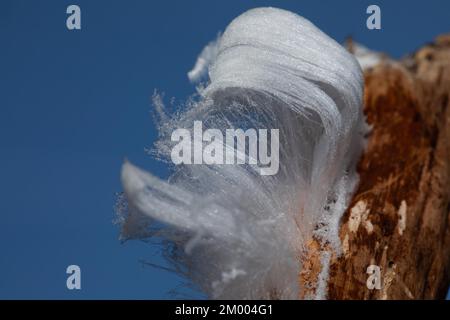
[301,35,450,299]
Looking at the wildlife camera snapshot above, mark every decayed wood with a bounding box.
[301,35,450,299]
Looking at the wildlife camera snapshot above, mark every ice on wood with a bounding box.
[119,7,366,299]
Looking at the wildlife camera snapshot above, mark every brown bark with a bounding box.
[301,35,450,299]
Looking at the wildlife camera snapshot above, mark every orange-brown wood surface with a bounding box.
[302,35,450,299]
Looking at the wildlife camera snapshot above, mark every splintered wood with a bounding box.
[300,34,450,300]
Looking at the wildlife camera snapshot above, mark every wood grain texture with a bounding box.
[301,35,450,300]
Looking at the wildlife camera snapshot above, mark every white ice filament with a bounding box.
[119,7,366,299]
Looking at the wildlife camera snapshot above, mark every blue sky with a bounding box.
[0,0,449,299]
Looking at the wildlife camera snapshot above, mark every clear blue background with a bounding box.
[1,0,449,299]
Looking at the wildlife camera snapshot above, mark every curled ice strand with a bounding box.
[119,7,366,299]
[187,34,221,83]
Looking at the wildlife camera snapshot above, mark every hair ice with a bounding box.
[119,7,366,299]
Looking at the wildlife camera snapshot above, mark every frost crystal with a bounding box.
[119,7,366,299]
